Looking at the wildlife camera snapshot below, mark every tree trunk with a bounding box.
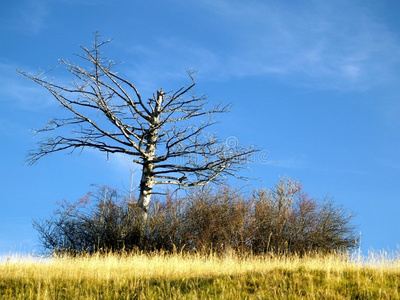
[136,90,163,220]
[137,161,155,219]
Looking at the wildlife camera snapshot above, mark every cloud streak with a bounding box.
[1,0,49,35]
[199,0,400,90]
[126,0,400,91]
[21,0,48,34]
[0,63,55,110]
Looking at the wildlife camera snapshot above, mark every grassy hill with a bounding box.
[1,252,399,299]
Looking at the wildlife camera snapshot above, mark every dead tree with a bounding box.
[19,34,257,218]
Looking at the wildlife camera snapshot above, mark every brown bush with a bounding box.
[33,186,144,255]
[250,178,357,255]
[34,178,358,256]
[180,186,251,253]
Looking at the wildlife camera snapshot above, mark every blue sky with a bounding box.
[1,0,400,255]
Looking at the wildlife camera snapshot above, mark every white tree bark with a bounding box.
[136,90,163,218]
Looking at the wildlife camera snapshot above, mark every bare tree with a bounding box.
[19,34,257,218]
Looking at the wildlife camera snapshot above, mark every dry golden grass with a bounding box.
[1,251,400,299]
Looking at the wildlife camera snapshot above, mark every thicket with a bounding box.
[34,178,357,256]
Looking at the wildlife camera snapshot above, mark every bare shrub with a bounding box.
[181,186,250,253]
[146,191,187,252]
[251,178,357,255]
[33,187,144,255]
[34,179,357,256]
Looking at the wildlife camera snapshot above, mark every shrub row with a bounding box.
[34,178,357,256]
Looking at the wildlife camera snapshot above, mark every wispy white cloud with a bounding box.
[0,62,54,110]
[111,153,140,172]
[83,149,141,180]
[127,0,400,91]
[119,38,223,94]
[22,0,48,34]
[1,0,49,35]
[205,0,400,90]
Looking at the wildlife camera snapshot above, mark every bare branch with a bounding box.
[21,34,259,216]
